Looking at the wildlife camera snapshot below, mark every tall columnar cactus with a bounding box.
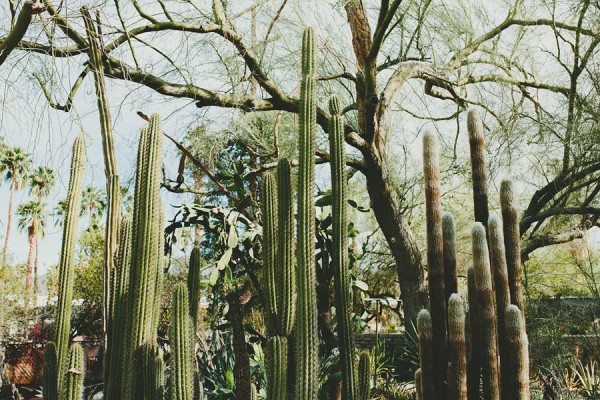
[422,131,447,398]
[467,109,489,225]
[472,223,500,400]
[260,172,278,334]
[123,114,164,399]
[142,343,164,400]
[43,342,58,400]
[329,95,358,399]
[447,294,467,400]
[266,336,288,400]
[500,179,525,314]
[55,133,85,382]
[506,305,530,400]
[188,247,203,330]
[466,266,480,400]
[276,158,295,337]
[357,351,371,400]
[63,344,85,400]
[417,309,435,400]
[443,212,458,300]
[105,216,133,399]
[295,26,319,400]
[488,216,511,400]
[170,284,194,400]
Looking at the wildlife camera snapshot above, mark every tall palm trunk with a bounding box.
[25,224,35,293]
[2,175,16,267]
[34,234,39,303]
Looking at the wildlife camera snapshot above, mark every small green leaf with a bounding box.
[353,280,368,291]
[209,269,220,286]
[217,248,233,270]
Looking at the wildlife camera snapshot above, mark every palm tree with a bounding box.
[29,166,55,288]
[81,185,106,230]
[1,147,31,267]
[17,200,47,300]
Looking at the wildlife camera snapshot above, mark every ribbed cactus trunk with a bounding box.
[143,342,164,400]
[266,336,288,400]
[447,294,467,400]
[123,114,164,400]
[415,369,423,400]
[488,216,511,400]
[506,305,530,400]
[55,133,85,386]
[43,342,58,400]
[467,109,489,226]
[472,223,500,400]
[357,351,371,400]
[261,172,279,335]
[417,309,435,400]
[170,284,194,400]
[295,26,319,400]
[443,213,458,300]
[188,247,203,331]
[500,180,525,315]
[105,216,133,399]
[63,344,85,400]
[467,266,481,400]
[422,131,447,398]
[329,95,358,400]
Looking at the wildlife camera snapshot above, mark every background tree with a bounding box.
[16,200,48,297]
[29,165,55,291]
[1,147,31,268]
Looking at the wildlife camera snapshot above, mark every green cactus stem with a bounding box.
[500,179,525,315]
[488,216,511,400]
[357,351,371,400]
[266,336,288,400]
[43,342,58,400]
[188,247,203,331]
[63,344,85,400]
[506,305,530,400]
[295,26,319,400]
[472,223,500,400]
[260,172,278,334]
[170,284,194,400]
[417,309,435,400]
[329,95,358,399]
[443,213,458,300]
[448,294,467,400]
[276,159,296,337]
[467,109,489,225]
[142,342,164,400]
[422,131,447,398]
[466,266,481,400]
[55,133,85,384]
[123,114,164,399]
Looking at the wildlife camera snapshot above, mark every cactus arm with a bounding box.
[357,351,371,400]
[447,294,467,400]
[422,131,447,397]
[443,212,459,299]
[63,344,85,400]
[260,172,278,335]
[417,309,435,400]
[506,305,530,400]
[466,266,481,400]
[170,284,194,400]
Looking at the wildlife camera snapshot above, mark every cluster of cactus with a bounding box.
[259,27,370,400]
[415,110,530,400]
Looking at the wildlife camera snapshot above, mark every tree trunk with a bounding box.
[2,177,16,268]
[25,225,35,292]
[34,234,39,303]
[363,149,429,321]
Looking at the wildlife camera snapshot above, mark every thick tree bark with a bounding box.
[362,149,429,321]
[25,225,35,291]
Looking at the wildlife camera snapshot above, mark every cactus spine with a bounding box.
[188,247,203,331]
[506,305,530,400]
[329,95,358,399]
[43,342,58,400]
[467,109,489,225]
[447,294,467,400]
[63,344,85,400]
[170,284,194,400]
[422,131,447,398]
[472,223,500,400]
[500,179,525,314]
[123,114,164,399]
[443,213,458,299]
[357,351,371,400]
[295,26,319,400]
[417,309,435,400]
[55,133,85,384]
[488,216,511,400]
